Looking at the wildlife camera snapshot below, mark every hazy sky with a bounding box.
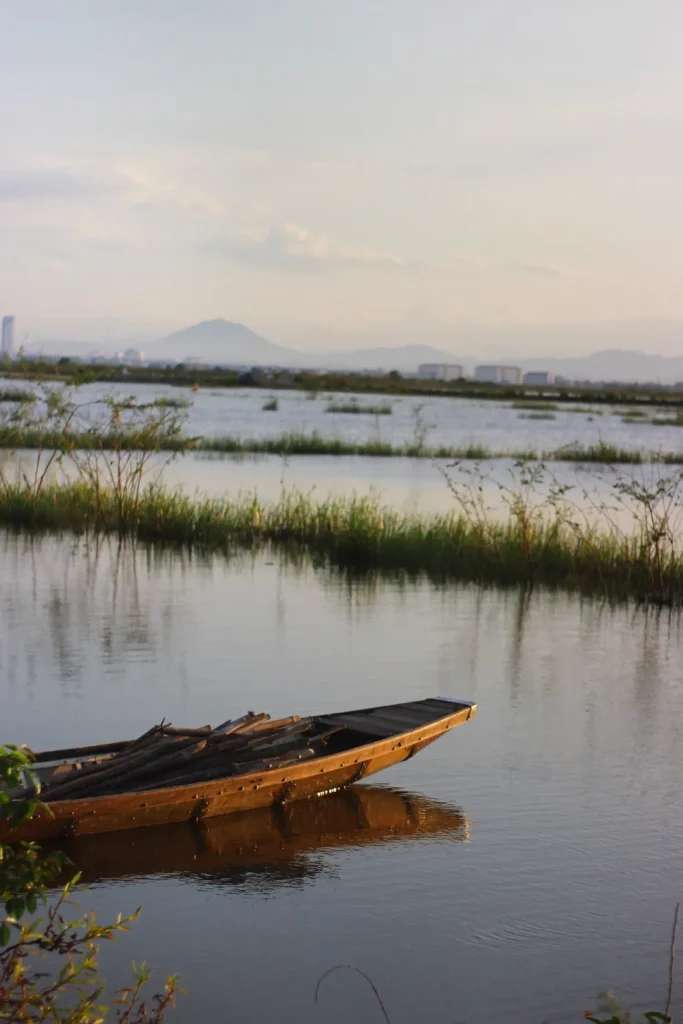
[1,1,682,353]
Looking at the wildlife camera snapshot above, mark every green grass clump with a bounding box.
[2,480,683,605]
[652,412,683,427]
[123,396,191,410]
[0,426,192,452]
[150,396,191,409]
[511,400,558,411]
[551,442,644,464]
[619,407,649,419]
[326,400,392,415]
[565,406,602,415]
[200,431,396,457]
[518,412,557,420]
[0,389,36,403]
[262,397,279,411]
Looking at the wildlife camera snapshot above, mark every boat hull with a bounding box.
[2,703,476,842]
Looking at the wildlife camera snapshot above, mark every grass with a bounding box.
[2,426,682,464]
[510,400,558,411]
[652,412,683,427]
[148,396,191,409]
[195,434,682,465]
[116,396,190,410]
[326,400,392,415]
[554,441,645,463]
[1,479,683,605]
[0,389,35,403]
[517,412,557,421]
[620,408,649,419]
[262,397,279,411]
[200,433,531,459]
[0,426,191,452]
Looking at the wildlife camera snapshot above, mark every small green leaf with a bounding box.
[6,897,24,919]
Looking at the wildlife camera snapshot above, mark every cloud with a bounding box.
[216,222,413,272]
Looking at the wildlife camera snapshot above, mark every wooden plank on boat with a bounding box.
[33,739,132,764]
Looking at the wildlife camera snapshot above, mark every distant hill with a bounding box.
[32,317,683,382]
[149,322,461,373]
[153,319,305,366]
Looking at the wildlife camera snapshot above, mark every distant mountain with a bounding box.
[149,323,460,373]
[31,317,683,382]
[150,321,683,381]
[152,319,305,366]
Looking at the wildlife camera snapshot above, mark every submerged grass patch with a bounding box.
[620,407,649,419]
[0,389,36,403]
[652,412,683,427]
[2,424,683,465]
[1,480,682,606]
[553,441,645,464]
[195,435,683,465]
[325,400,393,415]
[510,400,558,411]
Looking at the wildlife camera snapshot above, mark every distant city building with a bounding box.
[1,316,15,359]
[418,362,464,382]
[122,348,145,365]
[474,364,522,385]
[523,370,555,386]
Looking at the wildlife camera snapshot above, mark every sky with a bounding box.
[1,0,682,355]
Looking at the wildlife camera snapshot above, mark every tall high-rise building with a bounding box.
[1,316,15,359]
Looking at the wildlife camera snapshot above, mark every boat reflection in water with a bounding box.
[53,785,469,889]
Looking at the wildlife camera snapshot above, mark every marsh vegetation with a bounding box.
[2,387,683,606]
[325,399,393,415]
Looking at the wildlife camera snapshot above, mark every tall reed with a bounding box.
[1,478,682,605]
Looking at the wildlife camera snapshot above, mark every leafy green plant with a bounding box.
[584,991,671,1022]
[0,744,177,1020]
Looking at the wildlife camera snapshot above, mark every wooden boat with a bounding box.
[46,785,470,885]
[1,697,476,842]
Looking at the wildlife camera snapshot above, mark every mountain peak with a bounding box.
[156,319,302,365]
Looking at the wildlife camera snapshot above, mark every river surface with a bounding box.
[2,376,683,454]
[2,530,683,1022]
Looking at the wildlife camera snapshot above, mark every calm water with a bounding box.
[3,376,683,453]
[2,530,683,1022]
